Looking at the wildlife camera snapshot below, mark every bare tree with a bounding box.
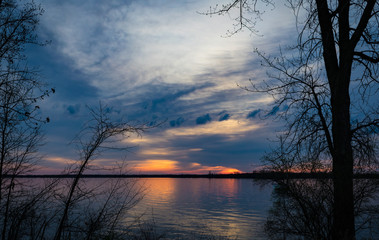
[265,179,334,239]
[54,104,148,240]
[0,1,53,239]
[264,178,379,239]
[205,0,378,238]
[1,2,147,239]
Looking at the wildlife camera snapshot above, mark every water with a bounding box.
[126,178,273,239]
[7,177,378,239]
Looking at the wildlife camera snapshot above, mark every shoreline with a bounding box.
[5,172,379,179]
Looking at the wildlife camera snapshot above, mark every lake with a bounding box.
[126,178,273,239]
[8,177,378,239]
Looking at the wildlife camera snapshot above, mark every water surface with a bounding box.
[127,178,273,239]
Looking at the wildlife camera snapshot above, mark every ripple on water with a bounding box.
[127,178,272,239]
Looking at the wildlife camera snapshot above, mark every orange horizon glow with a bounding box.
[132,161,236,174]
[219,168,243,174]
[130,159,243,175]
[132,159,179,173]
[39,157,245,175]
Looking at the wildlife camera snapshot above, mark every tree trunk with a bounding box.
[331,72,355,239]
[315,0,356,237]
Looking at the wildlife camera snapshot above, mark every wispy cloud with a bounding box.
[166,119,260,138]
[33,0,297,173]
[40,0,255,94]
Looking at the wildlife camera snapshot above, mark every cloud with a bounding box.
[105,81,216,123]
[66,104,81,115]
[179,164,242,174]
[132,159,180,173]
[247,109,261,119]
[265,106,280,117]
[170,117,185,127]
[196,114,212,125]
[32,0,299,173]
[219,113,230,121]
[123,119,263,153]
[37,0,264,101]
[165,119,260,139]
[129,159,242,174]
[121,119,264,160]
[139,147,202,157]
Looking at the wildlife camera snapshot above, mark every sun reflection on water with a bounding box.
[127,178,272,239]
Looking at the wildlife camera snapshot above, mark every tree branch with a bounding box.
[354,51,379,63]
[350,0,376,49]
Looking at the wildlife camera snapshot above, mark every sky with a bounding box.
[27,0,297,174]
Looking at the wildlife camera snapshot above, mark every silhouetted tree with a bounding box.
[265,179,334,239]
[0,1,53,239]
[206,0,378,238]
[54,104,148,240]
[264,178,379,239]
[1,2,147,239]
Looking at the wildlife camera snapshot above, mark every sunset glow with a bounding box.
[132,159,179,173]
[30,0,295,174]
[3,0,376,238]
[219,168,243,174]
[128,159,243,175]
